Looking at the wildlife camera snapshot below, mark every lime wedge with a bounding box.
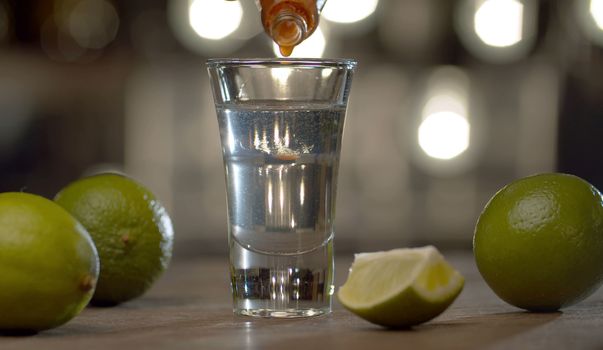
[337,246,464,328]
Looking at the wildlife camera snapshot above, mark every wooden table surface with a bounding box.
[2,251,603,350]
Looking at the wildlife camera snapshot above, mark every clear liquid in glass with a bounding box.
[217,102,345,317]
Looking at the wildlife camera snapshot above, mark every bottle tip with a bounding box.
[279,45,294,57]
[271,14,306,56]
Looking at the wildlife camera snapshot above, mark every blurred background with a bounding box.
[1,0,602,255]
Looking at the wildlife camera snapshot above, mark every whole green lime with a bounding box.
[474,173,603,311]
[0,192,99,332]
[55,173,174,306]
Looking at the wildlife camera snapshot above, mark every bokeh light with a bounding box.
[39,0,119,62]
[69,0,119,49]
[272,26,326,58]
[322,0,378,24]
[188,0,242,40]
[169,0,254,55]
[415,66,472,164]
[591,0,603,30]
[474,0,524,47]
[574,0,603,47]
[418,111,470,160]
[455,0,536,63]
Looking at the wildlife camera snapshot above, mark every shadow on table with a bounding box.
[0,330,39,337]
[403,311,559,346]
[262,311,561,350]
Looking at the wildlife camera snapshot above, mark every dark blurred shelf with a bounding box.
[2,252,603,349]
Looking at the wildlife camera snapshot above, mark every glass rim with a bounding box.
[206,58,357,69]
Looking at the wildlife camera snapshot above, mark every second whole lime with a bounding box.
[474,173,603,311]
[55,173,174,306]
[0,192,98,331]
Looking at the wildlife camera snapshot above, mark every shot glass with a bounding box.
[207,58,356,317]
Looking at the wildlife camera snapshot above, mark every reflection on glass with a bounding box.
[219,106,343,253]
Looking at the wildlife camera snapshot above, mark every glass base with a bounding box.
[235,307,330,318]
[229,237,334,318]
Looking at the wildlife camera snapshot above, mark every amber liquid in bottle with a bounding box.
[259,0,321,56]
